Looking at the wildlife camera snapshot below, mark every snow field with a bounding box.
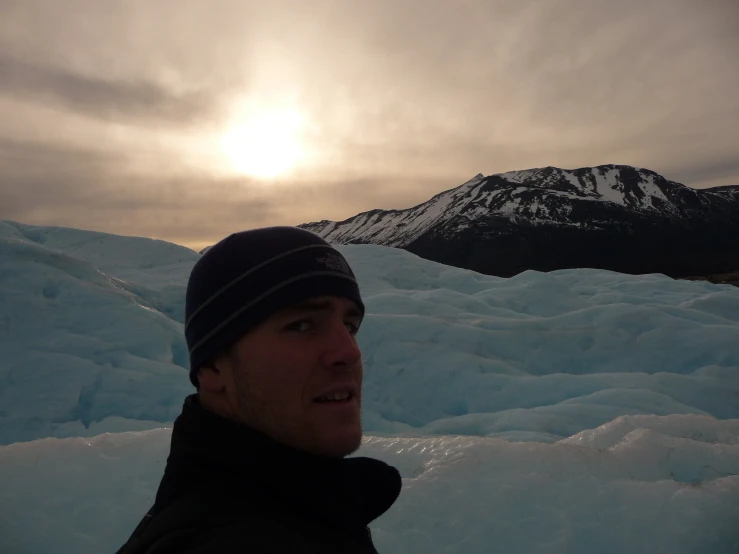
[1,220,737,552]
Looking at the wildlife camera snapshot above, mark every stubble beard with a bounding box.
[231,360,363,458]
[231,359,310,453]
[232,361,278,438]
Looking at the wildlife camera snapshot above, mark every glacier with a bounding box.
[0,219,738,553]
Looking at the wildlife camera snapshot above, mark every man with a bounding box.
[116,227,402,554]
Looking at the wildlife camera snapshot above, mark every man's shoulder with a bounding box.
[141,511,305,554]
[169,515,377,554]
[117,488,271,554]
[122,488,377,554]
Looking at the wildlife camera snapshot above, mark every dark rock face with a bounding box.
[300,165,739,279]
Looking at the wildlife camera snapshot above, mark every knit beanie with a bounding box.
[184,226,364,388]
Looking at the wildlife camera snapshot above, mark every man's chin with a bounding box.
[314,428,363,458]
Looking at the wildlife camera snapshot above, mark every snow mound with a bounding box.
[1,223,738,444]
[1,418,737,554]
[0,221,196,445]
[1,221,738,553]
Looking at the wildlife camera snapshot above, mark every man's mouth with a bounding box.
[314,391,355,403]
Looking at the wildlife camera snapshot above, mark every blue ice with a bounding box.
[1,220,738,553]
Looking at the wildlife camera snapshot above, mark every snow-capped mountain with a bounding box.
[302,165,738,245]
[300,165,739,278]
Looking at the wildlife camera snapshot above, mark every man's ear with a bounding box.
[197,355,230,393]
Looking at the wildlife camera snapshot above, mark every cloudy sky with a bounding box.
[1,0,737,250]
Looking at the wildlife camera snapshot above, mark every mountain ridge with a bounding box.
[300,164,739,279]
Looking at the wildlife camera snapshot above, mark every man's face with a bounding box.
[215,295,364,458]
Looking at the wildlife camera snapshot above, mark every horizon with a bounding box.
[3,162,737,252]
[1,0,737,251]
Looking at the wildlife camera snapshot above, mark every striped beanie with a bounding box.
[184,226,364,388]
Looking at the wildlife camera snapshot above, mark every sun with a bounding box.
[219,103,307,179]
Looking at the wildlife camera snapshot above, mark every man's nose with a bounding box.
[322,319,362,369]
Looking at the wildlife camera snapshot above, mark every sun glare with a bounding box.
[219,103,307,179]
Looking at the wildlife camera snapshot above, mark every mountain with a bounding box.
[300,165,739,278]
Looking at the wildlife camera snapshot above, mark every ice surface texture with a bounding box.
[1,220,737,553]
[1,221,737,444]
[1,419,738,554]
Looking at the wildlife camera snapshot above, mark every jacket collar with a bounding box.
[155,394,401,532]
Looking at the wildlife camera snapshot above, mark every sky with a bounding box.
[0,0,737,251]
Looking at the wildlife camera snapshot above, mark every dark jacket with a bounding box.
[115,395,402,554]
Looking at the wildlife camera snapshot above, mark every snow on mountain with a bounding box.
[300,165,737,246]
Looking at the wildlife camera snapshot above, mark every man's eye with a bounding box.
[286,320,312,332]
[345,322,360,335]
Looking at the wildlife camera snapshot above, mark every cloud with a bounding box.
[665,156,739,189]
[0,138,274,247]
[0,0,737,244]
[0,135,457,249]
[0,54,218,126]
